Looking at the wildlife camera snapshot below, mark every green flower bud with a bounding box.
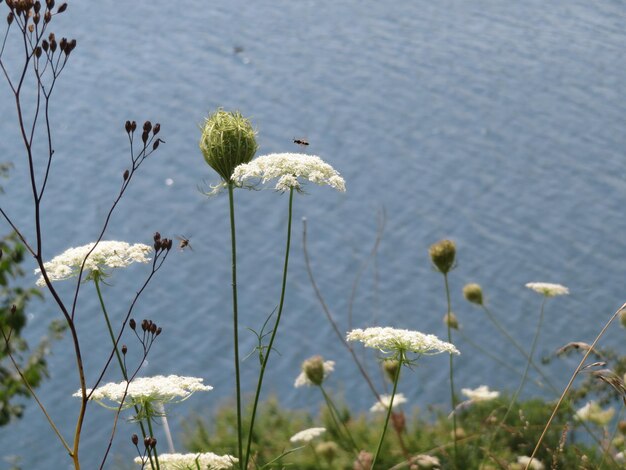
[443,312,459,330]
[383,359,400,382]
[315,441,339,464]
[302,355,325,386]
[429,239,456,274]
[199,109,257,182]
[463,283,483,306]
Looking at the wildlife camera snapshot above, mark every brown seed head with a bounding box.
[131,434,139,446]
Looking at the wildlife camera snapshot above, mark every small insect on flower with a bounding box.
[293,138,309,146]
[176,235,193,251]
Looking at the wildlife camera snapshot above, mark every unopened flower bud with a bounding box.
[141,130,149,144]
[315,441,339,464]
[429,239,456,274]
[152,139,160,151]
[155,327,162,336]
[131,434,139,446]
[153,123,160,135]
[123,169,129,181]
[129,318,136,330]
[149,437,157,448]
[443,312,459,330]
[43,10,50,22]
[121,344,127,355]
[199,109,257,182]
[56,2,66,13]
[463,283,483,306]
[131,121,137,132]
[383,359,400,382]
[125,120,132,133]
[143,437,151,448]
[302,355,325,386]
[143,121,152,133]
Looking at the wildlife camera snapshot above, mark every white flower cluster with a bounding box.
[461,385,499,402]
[294,360,335,388]
[231,153,346,192]
[346,327,459,356]
[370,393,407,413]
[525,282,569,297]
[575,400,615,426]
[76,375,212,407]
[35,241,152,286]
[134,452,237,469]
[289,427,326,443]
[516,456,545,470]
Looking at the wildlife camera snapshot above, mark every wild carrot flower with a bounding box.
[461,385,499,402]
[35,241,152,286]
[525,282,569,297]
[346,327,459,356]
[134,452,237,469]
[231,153,346,192]
[370,393,407,413]
[289,427,326,443]
[294,356,335,387]
[413,454,441,469]
[516,455,545,470]
[575,400,615,426]
[75,375,212,408]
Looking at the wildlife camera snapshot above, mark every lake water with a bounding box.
[1,0,626,467]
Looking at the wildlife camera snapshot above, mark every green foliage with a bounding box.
[181,395,605,469]
[0,232,64,426]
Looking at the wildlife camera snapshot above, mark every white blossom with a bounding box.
[413,454,441,469]
[575,400,615,426]
[525,282,569,297]
[35,241,152,286]
[294,360,335,387]
[516,456,545,470]
[461,385,499,402]
[346,327,459,356]
[75,375,212,408]
[231,153,346,192]
[289,427,326,443]
[370,393,407,413]
[134,452,237,469]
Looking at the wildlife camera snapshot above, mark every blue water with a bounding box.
[1,0,626,467]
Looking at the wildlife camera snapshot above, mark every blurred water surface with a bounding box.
[1,0,626,467]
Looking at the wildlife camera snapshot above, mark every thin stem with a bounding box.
[145,411,160,470]
[372,352,402,468]
[443,273,458,466]
[94,277,125,375]
[525,301,626,470]
[319,385,360,455]
[227,182,243,469]
[244,188,294,470]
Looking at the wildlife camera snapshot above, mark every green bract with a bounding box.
[199,109,258,182]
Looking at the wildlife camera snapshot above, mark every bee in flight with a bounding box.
[293,138,309,146]
[176,235,193,251]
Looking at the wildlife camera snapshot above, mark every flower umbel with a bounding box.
[461,385,499,402]
[525,282,569,297]
[575,400,615,426]
[35,241,152,286]
[289,427,326,443]
[370,393,407,413]
[294,356,335,387]
[134,452,237,469]
[231,153,346,192]
[346,327,459,356]
[75,375,212,408]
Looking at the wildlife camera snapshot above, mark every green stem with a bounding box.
[145,407,160,470]
[94,278,152,467]
[319,385,360,455]
[372,352,403,469]
[443,273,458,467]
[243,188,294,470]
[481,297,547,469]
[227,182,243,469]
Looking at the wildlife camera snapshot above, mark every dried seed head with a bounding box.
[302,355,325,386]
[153,123,160,135]
[463,283,483,305]
[59,37,67,52]
[45,0,53,9]
[143,121,152,133]
[42,39,48,51]
[149,323,157,334]
[141,130,149,144]
[33,12,39,23]
[199,109,257,182]
[43,10,50,22]
[56,1,65,13]
[28,24,34,33]
[143,437,151,448]
[123,169,129,181]
[429,239,456,274]
[34,46,42,57]
[33,0,40,11]
[383,359,399,382]
[121,344,127,355]
[125,120,132,133]
[152,139,160,151]
[155,327,162,336]
[129,318,136,330]
[141,319,149,331]
[130,121,137,132]
[443,312,459,330]
[7,12,13,24]
[131,434,139,446]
